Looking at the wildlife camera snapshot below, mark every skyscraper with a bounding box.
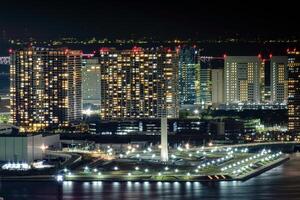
[10,47,82,132]
[82,58,101,105]
[224,56,264,104]
[66,50,82,121]
[100,47,178,119]
[287,49,300,133]
[198,58,212,108]
[211,69,224,107]
[178,47,200,106]
[270,56,288,104]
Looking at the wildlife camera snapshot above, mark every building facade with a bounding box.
[211,69,224,107]
[0,133,60,162]
[82,58,101,105]
[66,50,82,122]
[199,58,212,108]
[287,50,300,133]
[100,47,179,119]
[10,47,82,132]
[178,47,200,106]
[224,56,264,104]
[270,56,288,104]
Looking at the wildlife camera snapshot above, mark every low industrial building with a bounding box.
[0,133,60,162]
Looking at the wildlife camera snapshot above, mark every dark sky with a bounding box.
[0,0,299,39]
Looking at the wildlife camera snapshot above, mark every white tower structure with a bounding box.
[160,117,168,162]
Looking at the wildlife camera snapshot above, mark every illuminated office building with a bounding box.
[100,47,178,119]
[287,49,300,133]
[178,47,200,106]
[10,47,82,132]
[82,58,101,105]
[270,56,288,104]
[224,56,264,104]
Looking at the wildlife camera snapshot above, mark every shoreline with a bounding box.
[0,156,289,182]
[236,156,289,181]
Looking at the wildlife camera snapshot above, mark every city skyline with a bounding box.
[0,2,300,199]
[0,0,300,200]
[5,45,294,127]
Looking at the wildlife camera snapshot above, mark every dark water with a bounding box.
[1,153,300,200]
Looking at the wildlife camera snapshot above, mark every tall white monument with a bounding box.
[160,117,168,162]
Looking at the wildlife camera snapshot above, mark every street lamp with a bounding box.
[56,175,64,182]
[40,144,48,151]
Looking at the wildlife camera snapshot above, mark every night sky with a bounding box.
[0,0,299,39]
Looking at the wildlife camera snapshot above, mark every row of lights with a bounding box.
[192,148,249,173]
[221,149,274,172]
[2,162,31,171]
[232,152,282,175]
[57,149,283,182]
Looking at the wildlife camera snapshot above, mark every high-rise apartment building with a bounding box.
[10,47,82,132]
[82,58,101,104]
[66,50,82,121]
[198,58,212,108]
[270,56,288,104]
[224,56,264,104]
[211,69,224,107]
[287,49,300,133]
[100,47,179,119]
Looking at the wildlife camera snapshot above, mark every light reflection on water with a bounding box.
[0,153,300,200]
[61,181,241,199]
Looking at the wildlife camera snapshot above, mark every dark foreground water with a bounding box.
[1,153,300,200]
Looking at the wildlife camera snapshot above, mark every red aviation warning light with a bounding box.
[100,48,110,53]
[132,46,142,53]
